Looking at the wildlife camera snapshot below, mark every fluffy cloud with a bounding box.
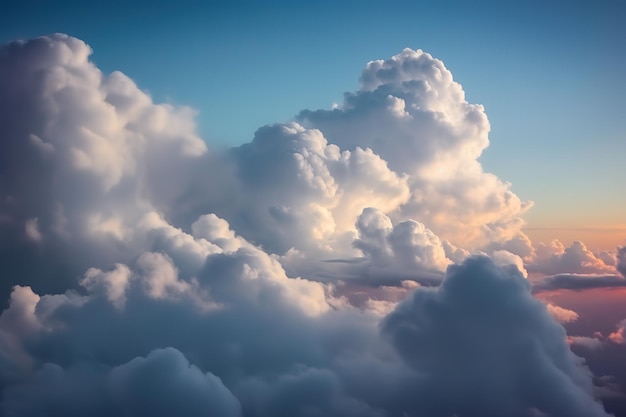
[351,207,450,284]
[0,34,615,416]
[299,48,532,248]
[0,255,611,417]
[382,256,608,417]
[527,240,617,276]
[1,348,242,417]
[225,123,410,256]
[0,34,209,296]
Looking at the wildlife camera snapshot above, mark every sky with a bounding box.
[2,0,625,250]
[0,1,626,417]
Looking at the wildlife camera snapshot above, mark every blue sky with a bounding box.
[2,0,625,247]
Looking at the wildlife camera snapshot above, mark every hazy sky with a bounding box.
[2,0,624,249]
[1,2,626,417]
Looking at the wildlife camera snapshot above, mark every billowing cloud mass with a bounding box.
[528,240,617,276]
[298,48,532,249]
[0,34,616,416]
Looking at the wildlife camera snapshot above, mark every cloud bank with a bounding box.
[0,34,614,416]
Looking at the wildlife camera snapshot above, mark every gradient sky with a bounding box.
[2,0,624,249]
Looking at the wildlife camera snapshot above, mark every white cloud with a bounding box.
[351,207,450,283]
[527,240,617,276]
[298,48,532,249]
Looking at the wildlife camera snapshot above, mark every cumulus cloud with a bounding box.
[1,348,242,417]
[382,256,608,417]
[350,207,449,284]
[298,48,532,249]
[527,242,626,293]
[0,255,611,417]
[0,34,209,296]
[527,240,617,276]
[0,34,615,416]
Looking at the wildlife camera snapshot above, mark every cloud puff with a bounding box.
[547,303,580,323]
[383,256,609,417]
[527,240,617,276]
[0,34,208,296]
[225,123,410,256]
[1,348,242,417]
[609,320,626,344]
[351,207,450,283]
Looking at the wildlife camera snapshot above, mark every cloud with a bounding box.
[609,320,626,344]
[381,256,608,417]
[1,348,242,417]
[568,336,603,351]
[350,207,449,284]
[527,240,617,276]
[0,34,209,296]
[0,255,611,417]
[532,273,626,293]
[225,123,410,256]
[298,48,532,249]
[0,35,539,297]
[547,303,580,323]
[0,34,615,416]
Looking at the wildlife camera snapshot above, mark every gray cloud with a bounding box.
[532,274,626,293]
[383,256,609,417]
[617,246,626,278]
[1,348,242,417]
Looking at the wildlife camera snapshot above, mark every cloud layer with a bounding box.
[0,34,616,416]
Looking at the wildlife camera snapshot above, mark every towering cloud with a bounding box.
[0,34,614,416]
[299,48,532,249]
